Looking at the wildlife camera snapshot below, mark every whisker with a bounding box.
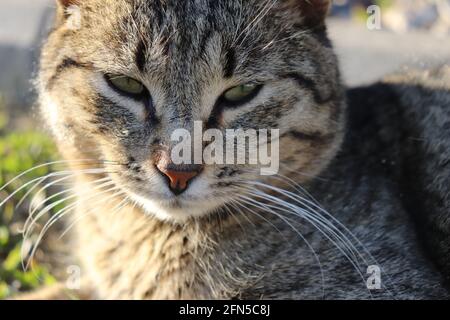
[18,169,111,209]
[269,174,397,296]
[245,188,362,267]
[235,0,277,47]
[23,179,116,241]
[58,192,129,240]
[0,159,116,193]
[237,188,373,298]
[228,198,289,244]
[22,186,123,270]
[23,177,113,234]
[235,194,326,299]
[246,182,364,263]
[0,168,113,210]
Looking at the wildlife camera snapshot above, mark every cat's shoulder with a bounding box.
[345,63,450,130]
[345,64,450,284]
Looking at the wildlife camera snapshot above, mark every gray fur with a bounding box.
[30,0,450,299]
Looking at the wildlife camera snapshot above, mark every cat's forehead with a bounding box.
[78,1,289,81]
[72,0,318,90]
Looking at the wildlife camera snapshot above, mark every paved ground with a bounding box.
[0,0,449,111]
[328,19,450,86]
[0,0,53,47]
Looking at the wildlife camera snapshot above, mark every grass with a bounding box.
[0,104,58,299]
[352,0,394,22]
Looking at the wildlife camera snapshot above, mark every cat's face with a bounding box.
[39,0,345,222]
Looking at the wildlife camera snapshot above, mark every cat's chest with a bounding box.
[74,204,257,299]
[76,217,208,299]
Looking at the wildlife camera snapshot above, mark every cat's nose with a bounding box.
[156,163,203,195]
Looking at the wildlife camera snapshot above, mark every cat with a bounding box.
[17,0,450,299]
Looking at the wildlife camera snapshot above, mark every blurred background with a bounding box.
[0,0,449,299]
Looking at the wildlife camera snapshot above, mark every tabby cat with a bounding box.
[20,0,450,299]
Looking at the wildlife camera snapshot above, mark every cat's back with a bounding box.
[386,64,450,284]
[339,64,450,289]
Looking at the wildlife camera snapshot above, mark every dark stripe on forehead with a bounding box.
[135,40,147,72]
[223,48,236,78]
[198,29,213,57]
[47,58,87,90]
[285,73,331,105]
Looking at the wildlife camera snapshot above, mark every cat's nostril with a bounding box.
[156,164,203,195]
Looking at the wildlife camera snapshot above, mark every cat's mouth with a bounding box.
[106,159,240,222]
[111,169,227,222]
[128,189,227,222]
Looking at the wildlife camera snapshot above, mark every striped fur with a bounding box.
[34,0,450,299]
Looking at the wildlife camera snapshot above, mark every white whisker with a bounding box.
[235,194,326,299]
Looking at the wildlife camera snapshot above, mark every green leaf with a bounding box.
[0,226,9,247]
[3,244,22,272]
[0,282,10,300]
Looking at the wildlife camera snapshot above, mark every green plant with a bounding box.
[0,129,58,299]
[352,0,394,22]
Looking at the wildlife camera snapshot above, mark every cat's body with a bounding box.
[25,0,450,299]
[65,67,450,300]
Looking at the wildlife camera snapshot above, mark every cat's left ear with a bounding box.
[281,0,331,27]
[55,0,81,26]
[57,0,80,7]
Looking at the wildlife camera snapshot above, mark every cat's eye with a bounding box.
[222,84,261,105]
[106,74,145,97]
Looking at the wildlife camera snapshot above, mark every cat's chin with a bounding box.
[129,192,223,223]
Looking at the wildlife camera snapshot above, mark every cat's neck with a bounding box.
[71,177,260,299]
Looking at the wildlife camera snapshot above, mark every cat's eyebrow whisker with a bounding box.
[234,0,278,47]
[260,30,309,51]
[231,0,245,44]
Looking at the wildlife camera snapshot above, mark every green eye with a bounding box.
[223,84,260,104]
[106,75,145,96]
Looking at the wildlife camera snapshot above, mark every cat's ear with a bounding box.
[281,0,331,27]
[57,0,80,7]
[55,0,82,27]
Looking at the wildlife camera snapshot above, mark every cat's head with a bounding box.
[39,0,345,222]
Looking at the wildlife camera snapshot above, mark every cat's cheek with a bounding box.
[40,92,77,145]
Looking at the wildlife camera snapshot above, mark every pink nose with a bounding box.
[154,148,204,195]
[156,160,203,195]
[155,150,203,195]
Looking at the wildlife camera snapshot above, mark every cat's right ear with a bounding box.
[55,0,81,27]
[280,0,331,28]
[57,0,80,8]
